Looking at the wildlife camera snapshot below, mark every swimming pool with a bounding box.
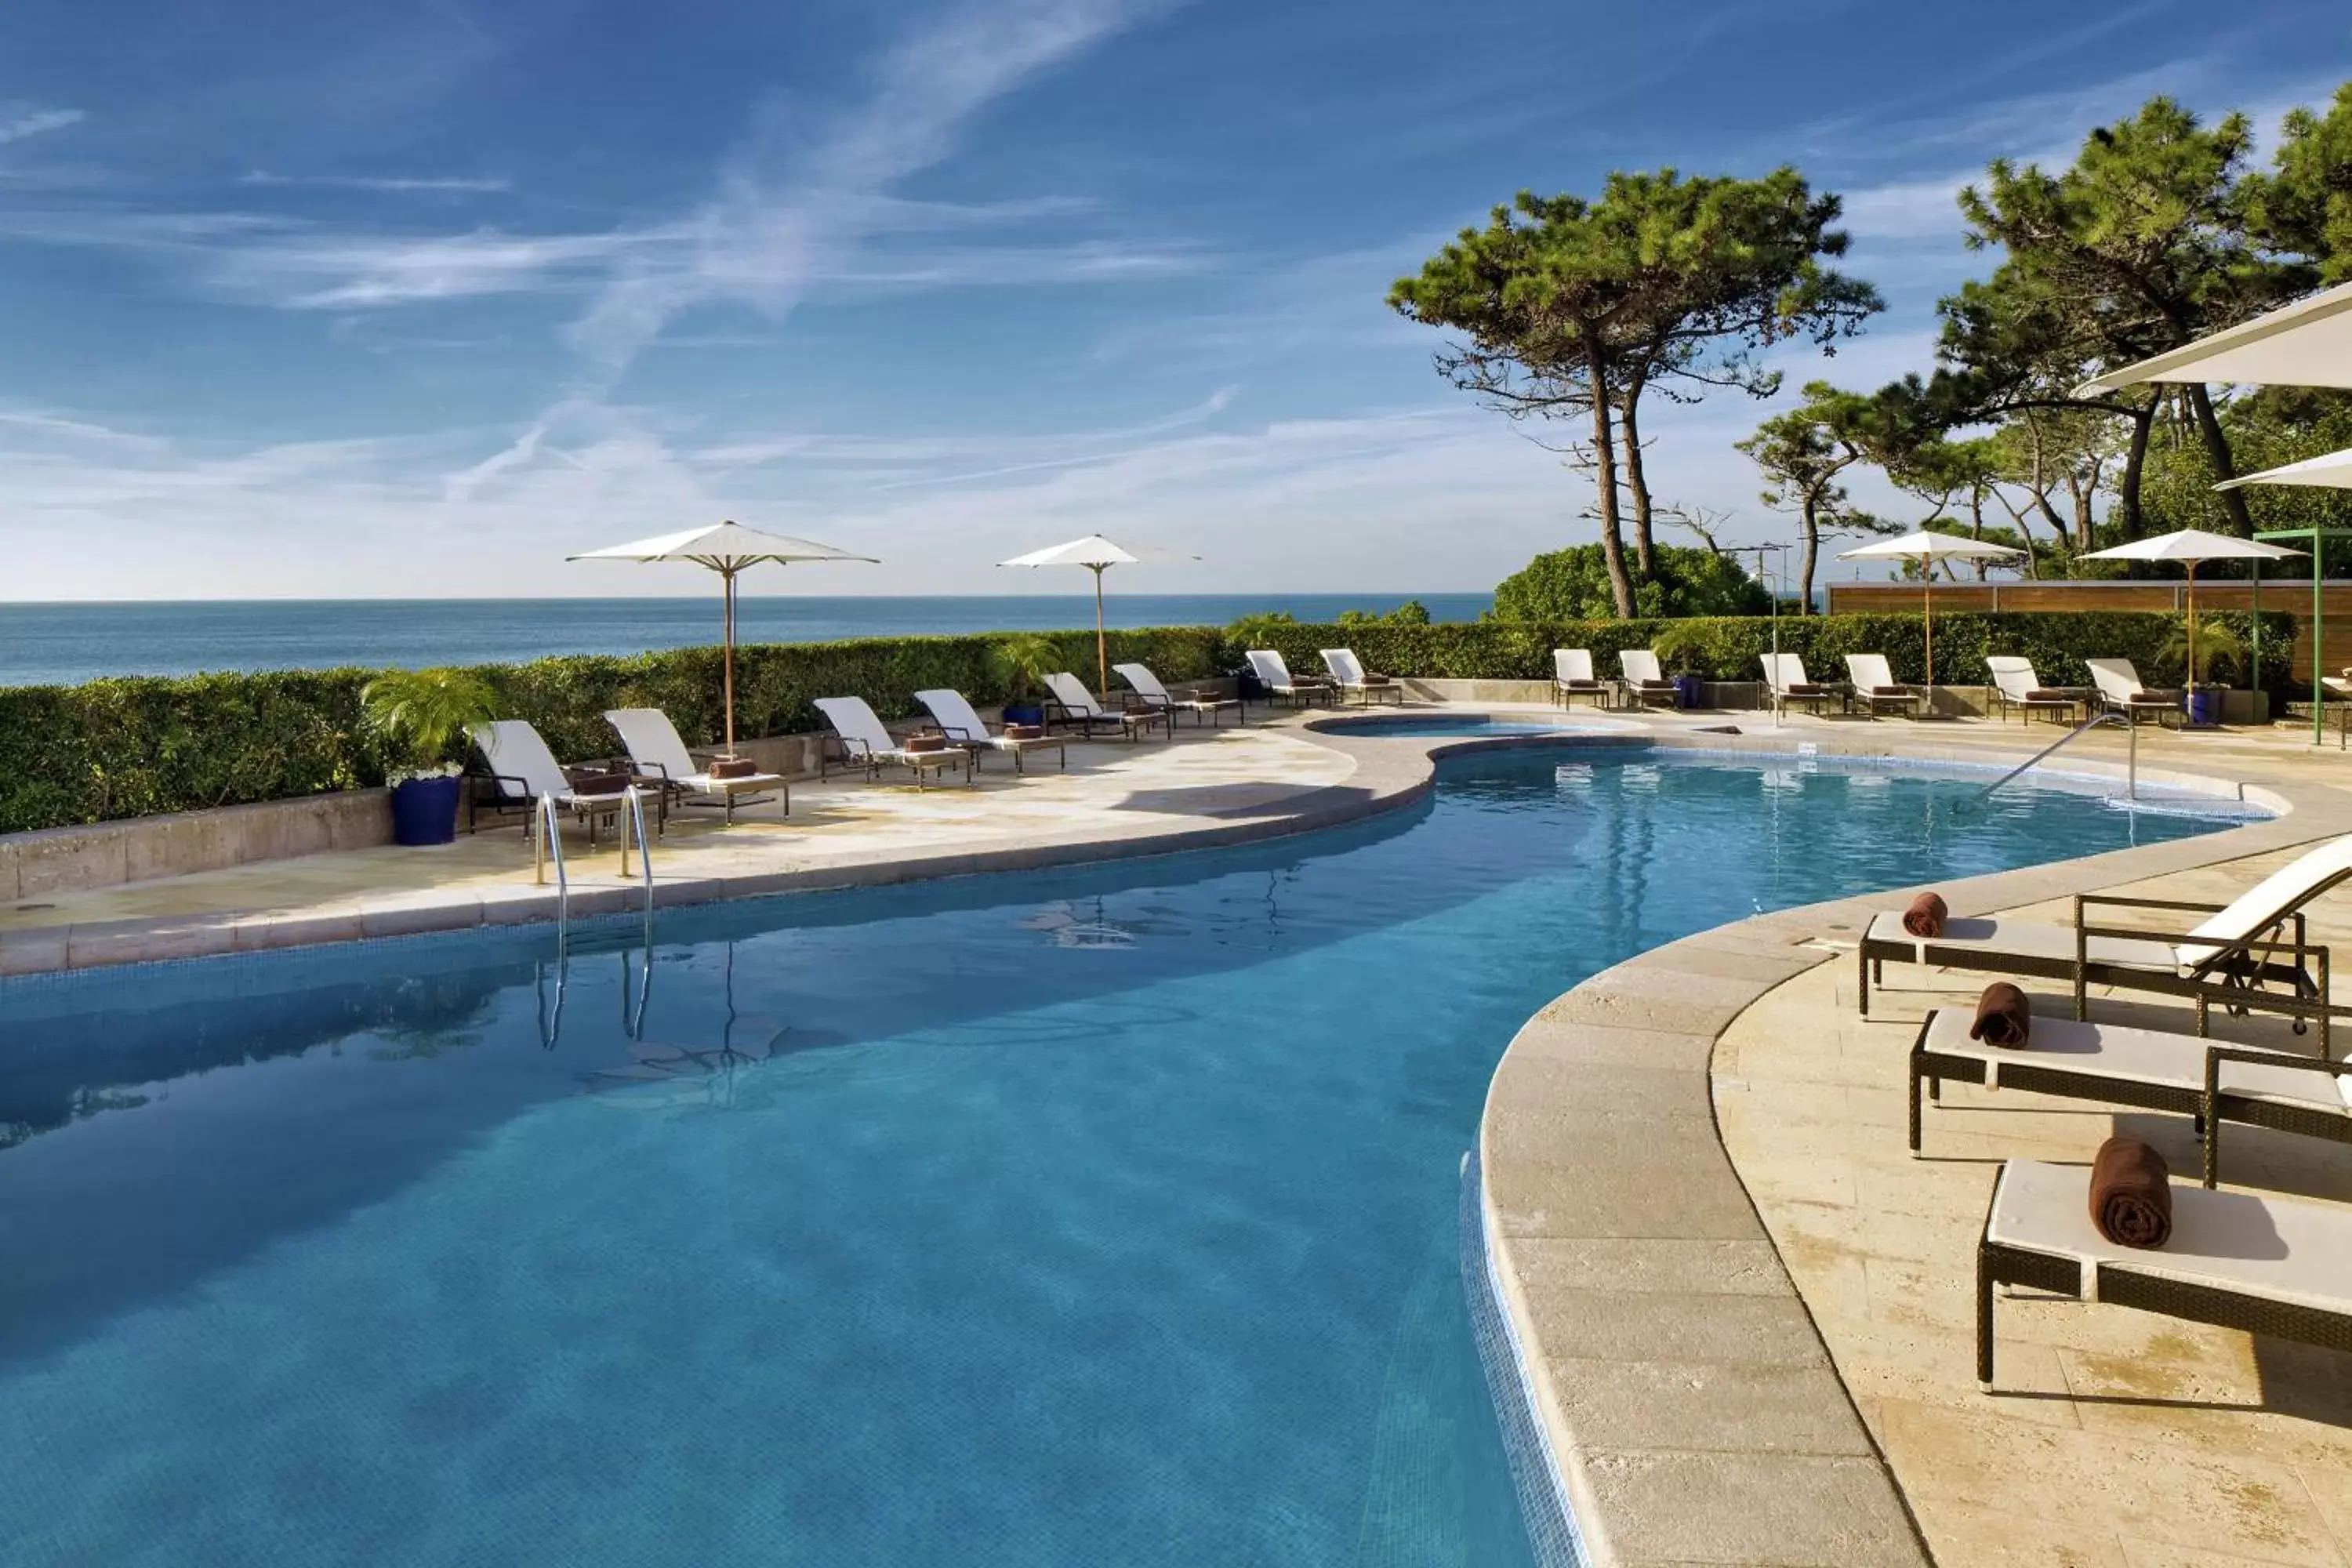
[0,747,2227,1566]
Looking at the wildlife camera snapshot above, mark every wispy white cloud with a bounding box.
[568,0,1177,368]
[238,169,512,194]
[0,107,85,147]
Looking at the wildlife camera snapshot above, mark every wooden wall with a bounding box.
[1825,579,2352,680]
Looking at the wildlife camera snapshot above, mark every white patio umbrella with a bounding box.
[2215,444,2352,492]
[1836,530,2027,692]
[2077,278,2352,395]
[997,533,1199,697]
[2080,529,2306,699]
[569,521,878,758]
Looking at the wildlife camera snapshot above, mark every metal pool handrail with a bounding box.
[532,792,570,938]
[617,785,655,920]
[1984,710,2137,801]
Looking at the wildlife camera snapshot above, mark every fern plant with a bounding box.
[2161,619,2245,686]
[361,668,499,783]
[989,634,1062,702]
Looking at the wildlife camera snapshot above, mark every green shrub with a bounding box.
[1492,544,1772,620]
[0,626,1226,833]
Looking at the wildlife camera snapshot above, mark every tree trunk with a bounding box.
[1619,369,1655,579]
[2116,404,2154,543]
[2184,383,2253,535]
[1796,499,1820,616]
[1585,341,1635,617]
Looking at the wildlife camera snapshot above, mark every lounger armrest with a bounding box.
[835,735,877,760]
[483,769,536,801]
[632,760,675,782]
[2074,921,2321,960]
[2205,1044,2337,1083]
[2077,893,2230,916]
[938,724,984,742]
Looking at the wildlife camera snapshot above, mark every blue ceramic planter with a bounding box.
[389,775,463,846]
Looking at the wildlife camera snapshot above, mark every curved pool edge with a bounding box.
[1472,731,2352,1568]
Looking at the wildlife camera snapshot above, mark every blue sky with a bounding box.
[0,0,2343,600]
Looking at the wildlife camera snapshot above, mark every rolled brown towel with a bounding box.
[2089,1136,2172,1249]
[2026,688,2072,702]
[1871,684,1909,698]
[1969,982,2031,1047]
[1902,891,1948,938]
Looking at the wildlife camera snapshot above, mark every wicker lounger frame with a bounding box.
[1976,1181,2352,1392]
[1860,891,2341,1051]
[1774,684,1842,717]
[1337,681,1405,708]
[1909,1014,2352,1186]
[1048,699,1171,741]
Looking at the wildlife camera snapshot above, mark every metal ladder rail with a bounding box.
[1983,710,2138,801]
[617,784,655,921]
[532,792,572,939]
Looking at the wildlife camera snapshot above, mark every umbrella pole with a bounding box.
[723,567,739,757]
[1922,575,1933,701]
[1093,564,1109,699]
[2187,562,2198,710]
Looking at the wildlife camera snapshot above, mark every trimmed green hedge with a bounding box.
[1238,610,2296,691]
[0,610,2292,835]
[0,628,1225,834]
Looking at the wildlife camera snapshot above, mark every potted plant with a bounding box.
[361,667,499,845]
[1648,622,1712,710]
[2166,620,2245,728]
[991,633,1061,728]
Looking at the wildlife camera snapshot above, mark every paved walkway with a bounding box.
[1717,852,2352,1568]
[0,724,1378,972]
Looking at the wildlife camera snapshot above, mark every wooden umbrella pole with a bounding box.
[2187,561,2197,699]
[1923,574,1934,695]
[723,567,739,756]
[1094,564,1109,699]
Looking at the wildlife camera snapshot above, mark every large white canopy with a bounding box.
[1836,529,2025,563]
[997,534,1195,569]
[2216,444,2352,492]
[2076,278,2352,396]
[569,520,878,570]
[999,534,1198,695]
[2080,528,2307,564]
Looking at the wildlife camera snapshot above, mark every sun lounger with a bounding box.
[1044,672,1171,740]
[1908,1006,2352,1184]
[914,688,1067,773]
[1760,652,1839,716]
[1320,648,1403,707]
[813,696,971,787]
[2087,657,2180,727]
[1844,653,1922,718]
[604,706,784,822]
[466,719,633,844]
[1617,649,1680,709]
[1985,655,2085,725]
[1114,662,1243,727]
[1976,1158,2352,1391]
[1859,836,2352,1045]
[1553,648,1610,709]
[1245,649,1334,708]
[2324,673,2352,750]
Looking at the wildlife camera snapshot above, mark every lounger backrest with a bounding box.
[1620,648,1663,685]
[1985,656,2038,702]
[914,688,989,739]
[1846,653,1896,691]
[1758,652,1809,695]
[814,695,895,757]
[1247,649,1295,688]
[1045,672,1104,717]
[1555,648,1595,684]
[1113,662,1169,702]
[1319,648,1363,685]
[604,708,698,781]
[2179,833,2352,967]
[471,720,569,800]
[2085,658,2143,705]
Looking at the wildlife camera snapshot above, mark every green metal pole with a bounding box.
[2314,545,2325,746]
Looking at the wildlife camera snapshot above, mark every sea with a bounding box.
[0,593,1491,689]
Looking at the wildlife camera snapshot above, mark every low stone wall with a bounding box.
[1,790,395,904]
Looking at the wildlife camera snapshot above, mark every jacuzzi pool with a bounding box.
[0,747,2230,1566]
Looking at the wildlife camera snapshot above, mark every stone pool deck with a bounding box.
[10,699,2352,1563]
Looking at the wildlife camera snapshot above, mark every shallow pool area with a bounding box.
[1326,713,1613,739]
[0,747,2227,1567]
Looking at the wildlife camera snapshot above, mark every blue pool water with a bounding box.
[0,749,2224,1566]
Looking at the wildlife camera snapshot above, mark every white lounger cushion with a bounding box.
[1555,649,1597,684]
[471,720,574,799]
[1620,649,1665,685]
[814,695,920,759]
[1990,1159,2352,1315]
[1322,648,1367,685]
[1846,654,1904,691]
[1114,662,1171,702]
[604,707,779,788]
[915,688,1018,746]
[1921,1007,2345,1108]
[2177,835,2352,969]
[1864,910,2180,972]
[1045,672,1107,717]
[1247,649,1309,690]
